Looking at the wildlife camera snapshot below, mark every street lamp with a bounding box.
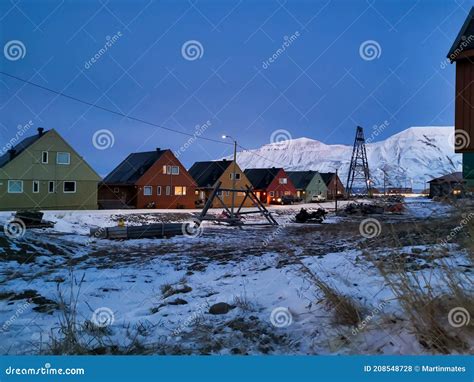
[222,135,238,219]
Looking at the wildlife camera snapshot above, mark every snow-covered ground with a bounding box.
[0,197,472,355]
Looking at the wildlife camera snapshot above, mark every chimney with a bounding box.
[8,149,16,160]
[156,147,161,151]
[37,127,44,136]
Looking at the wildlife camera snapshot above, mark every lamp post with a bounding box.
[222,135,237,220]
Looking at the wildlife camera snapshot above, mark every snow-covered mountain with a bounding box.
[226,127,461,190]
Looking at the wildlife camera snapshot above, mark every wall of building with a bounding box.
[135,151,197,209]
[455,60,474,152]
[302,173,328,202]
[0,130,100,210]
[326,175,345,200]
[463,153,474,190]
[265,169,297,204]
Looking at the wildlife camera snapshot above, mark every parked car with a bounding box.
[311,194,326,202]
[270,195,297,205]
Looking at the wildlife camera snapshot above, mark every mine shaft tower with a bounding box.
[346,126,370,196]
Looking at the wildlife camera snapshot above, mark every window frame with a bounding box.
[63,181,76,193]
[41,151,48,164]
[32,180,40,193]
[143,186,153,196]
[230,173,241,180]
[48,181,55,193]
[279,178,288,185]
[8,180,23,193]
[171,166,179,175]
[157,186,162,195]
[166,185,171,195]
[174,186,186,196]
[269,191,274,197]
[56,152,71,165]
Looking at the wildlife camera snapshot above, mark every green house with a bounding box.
[287,170,327,202]
[0,128,101,211]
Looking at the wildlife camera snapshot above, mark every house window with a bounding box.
[33,180,40,193]
[56,152,70,165]
[166,186,171,195]
[226,191,230,196]
[174,186,187,196]
[113,187,120,194]
[269,191,274,197]
[48,181,55,193]
[157,186,162,195]
[63,181,76,193]
[163,165,179,175]
[143,186,152,196]
[41,151,48,164]
[8,180,23,193]
[279,178,288,184]
[284,191,291,195]
[230,173,241,180]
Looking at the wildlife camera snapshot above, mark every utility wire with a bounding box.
[0,71,232,146]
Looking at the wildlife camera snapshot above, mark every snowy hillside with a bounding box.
[229,127,461,190]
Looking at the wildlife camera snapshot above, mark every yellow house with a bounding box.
[188,160,255,208]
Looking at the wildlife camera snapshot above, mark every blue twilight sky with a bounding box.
[0,0,470,176]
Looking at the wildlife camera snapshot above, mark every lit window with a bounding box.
[33,180,40,193]
[285,191,291,195]
[57,152,70,165]
[279,178,287,184]
[63,181,76,193]
[48,181,55,193]
[166,186,171,195]
[143,186,152,196]
[174,186,186,195]
[8,180,23,193]
[41,151,48,164]
[157,186,162,195]
[163,165,167,174]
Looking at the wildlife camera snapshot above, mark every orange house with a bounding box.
[99,149,196,209]
[188,160,255,208]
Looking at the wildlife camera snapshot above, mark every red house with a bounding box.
[244,168,297,204]
[98,149,196,209]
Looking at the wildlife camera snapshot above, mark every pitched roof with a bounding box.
[319,172,336,186]
[244,168,281,189]
[287,170,318,189]
[188,160,232,188]
[0,129,47,168]
[103,150,167,185]
[428,172,464,184]
[447,7,474,60]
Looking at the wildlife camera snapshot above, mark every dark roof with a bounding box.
[319,172,336,186]
[428,172,464,184]
[287,170,318,189]
[447,7,474,60]
[0,129,47,168]
[103,150,167,185]
[188,160,232,188]
[244,168,281,189]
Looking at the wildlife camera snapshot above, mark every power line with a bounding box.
[0,71,232,146]
[237,143,290,168]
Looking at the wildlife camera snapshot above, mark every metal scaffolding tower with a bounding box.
[346,126,370,196]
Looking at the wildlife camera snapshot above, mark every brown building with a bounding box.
[428,172,465,198]
[244,168,297,204]
[319,172,345,200]
[188,160,254,208]
[448,7,474,189]
[99,149,196,209]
